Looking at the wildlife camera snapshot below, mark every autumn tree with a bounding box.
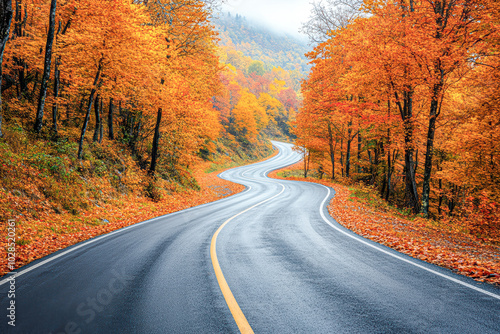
[34,0,57,133]
[230,90,266,145]
[0,0,298,195]
[299,0,500,222]
[0,0,13,138]
[412,0,484,217]
[142,0,222,176]
[58,0,154,159]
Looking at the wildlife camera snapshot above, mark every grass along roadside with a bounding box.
[269,162,500,286]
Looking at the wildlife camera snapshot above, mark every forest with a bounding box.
[0,0,299,273]
[295,0,500,238]
[214,11,310,79]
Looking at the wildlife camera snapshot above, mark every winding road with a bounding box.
[1,141,499,333]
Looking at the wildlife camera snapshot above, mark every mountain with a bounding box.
[213,12,311,78]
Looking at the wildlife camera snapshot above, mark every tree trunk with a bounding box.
[368,147,375,184]
[357,131,362,174]
[328,122,335,180]
[421,81,442,217]
[346,139,352,178]
[20,62,28,95]
[385,100,391,200]
[78,63,102,160]
[13,1,24,38]
[99,98,103,143]
[395,90,420,213]
[52,57,60,137]
[93,95,101,143]
[303,149,310,178]
[51,19,67,136]
[437,177,443,216]
[303,150,307,178]
[307,152,311,177]
[346,121,352,178]
[340,137,344,177]
[149,108,162,175]
[108,98,114,140]
[12,3,29,97]
[404,149,420,212]
[34,0,57,133]
[13,1,27,102]
[0,0,13,138]
[385,149,391,201]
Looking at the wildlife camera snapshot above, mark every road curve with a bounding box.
[1,141,499,333]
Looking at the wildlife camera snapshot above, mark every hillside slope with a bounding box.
[214,12,310,91]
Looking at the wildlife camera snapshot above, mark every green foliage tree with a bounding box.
[248,60,265,76]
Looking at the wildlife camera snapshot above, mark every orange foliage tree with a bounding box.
[298,0,500,230]
[1,0,224,183]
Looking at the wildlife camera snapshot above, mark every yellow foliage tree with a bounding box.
[231,90,267,144]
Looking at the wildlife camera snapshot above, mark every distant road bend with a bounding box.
[1,141,499,333]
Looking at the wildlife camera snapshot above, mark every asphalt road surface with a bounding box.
[1,141,499,333]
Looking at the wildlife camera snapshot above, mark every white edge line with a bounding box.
[316,184,500,301]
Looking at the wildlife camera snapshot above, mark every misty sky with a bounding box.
[221,0,313,39]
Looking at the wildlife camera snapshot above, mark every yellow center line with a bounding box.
[210,182,285,334]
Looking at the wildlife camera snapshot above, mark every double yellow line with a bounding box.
[210,183,285,333]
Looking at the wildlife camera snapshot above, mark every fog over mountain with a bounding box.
[221,0,312,41]
[213,11,311,77]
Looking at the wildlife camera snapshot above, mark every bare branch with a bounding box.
[300,0,364,45]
